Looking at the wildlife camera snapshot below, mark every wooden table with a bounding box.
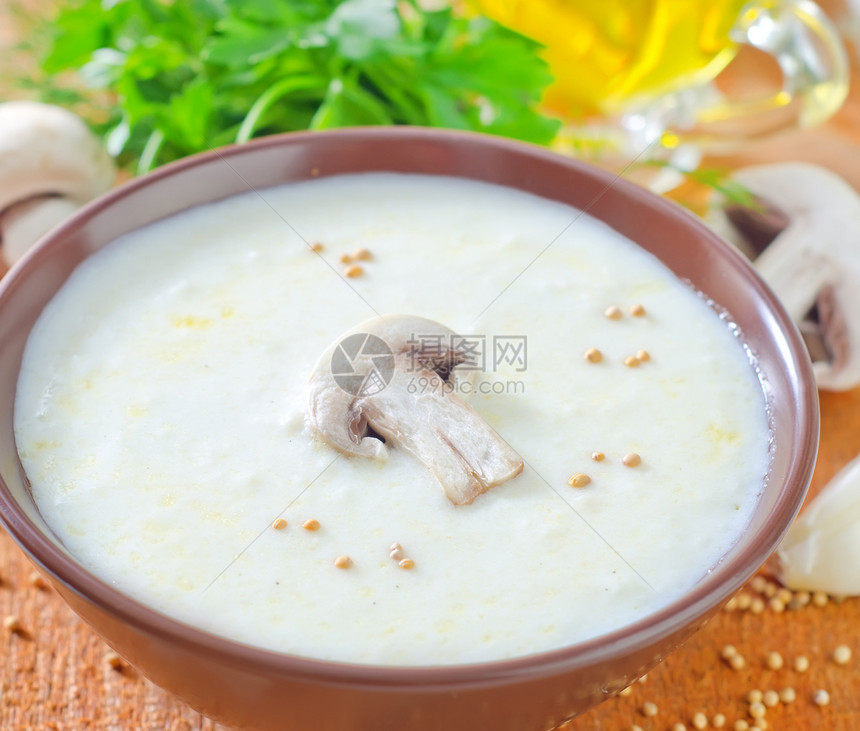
[2,3,860,729]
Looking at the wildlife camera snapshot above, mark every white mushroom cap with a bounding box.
[0,101,115,211]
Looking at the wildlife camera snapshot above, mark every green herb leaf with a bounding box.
[643,160,763,210]
[27,0,561,171]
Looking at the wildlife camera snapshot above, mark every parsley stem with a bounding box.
[137,129,166,176]
[236,76,327,144]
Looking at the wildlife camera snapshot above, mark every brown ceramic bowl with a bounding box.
[0,128,817,730]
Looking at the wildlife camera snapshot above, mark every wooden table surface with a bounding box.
[3,2,860,729]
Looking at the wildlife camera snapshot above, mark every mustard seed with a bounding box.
[712,713,726,728]
[642,701,658,717]
[344,264,364,278]
[763,581,777,598]
[812,590,829,607]
[762,690,779,708]
[747,690,763,703]
[638,674,648,683]
[339,253,352,263]
[748,701,766,719]
[622,453,641,467]
[334,555,353,569]
[765,651,783,670]
[750,576,767,593]
[352,248,372,261]
[813,689,830,707]
[624,355,640,368]
[750,597,765,614]
[793,655,810,673]
[398,558,415,570]
[3,615,21,632]
[619,685,633,697]
[591,451,605,462]
[635,349,650,362]
[734,721,750,731]
[632,726,644,731]
[776,587,793,604]
[692,711,708,729]
[768,597,785,613]
[584,347,603,363]
[673,724,687,731]
[310,242,324,252]
[793,590,811,607]
[736,593,752,610]
[729,654,746,670]
[104,651,123,670]
[833,645,852,665]
[721,644,738,659]
[630,304,646,317]
[778,687,796,704]
[390,545,404,561]
[568,473,591,488]
[605,305,623,319]
[28,571,48,590]
[303,519,320,531]
[272,518,287,530]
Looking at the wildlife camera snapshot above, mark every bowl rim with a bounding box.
[0,126,819,688]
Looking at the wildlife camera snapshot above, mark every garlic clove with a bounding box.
[778,453,860,595]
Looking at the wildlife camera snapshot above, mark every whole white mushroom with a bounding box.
[0,101,115,267]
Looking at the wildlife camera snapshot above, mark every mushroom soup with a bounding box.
[14,173,770,666]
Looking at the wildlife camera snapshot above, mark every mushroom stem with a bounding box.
[0,195,82,266]
[307,315,524,505]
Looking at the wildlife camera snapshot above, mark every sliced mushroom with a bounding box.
[717,162,860,391]
[0,101,115,266]
[307,315,524,505]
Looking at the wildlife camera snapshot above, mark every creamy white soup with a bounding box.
[14,173,770,666]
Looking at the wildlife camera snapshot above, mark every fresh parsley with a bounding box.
[27,0,561,172]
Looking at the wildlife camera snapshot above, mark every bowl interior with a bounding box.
[0,127,817,681]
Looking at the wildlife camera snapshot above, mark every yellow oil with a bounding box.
[473,0,748,117]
